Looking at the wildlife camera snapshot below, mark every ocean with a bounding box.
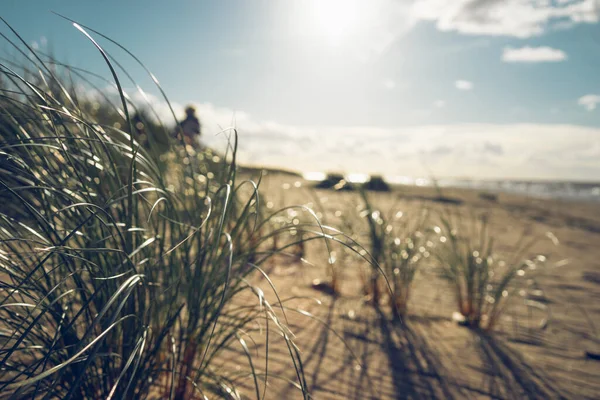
[387,176,600,203]
[300,172,600,203]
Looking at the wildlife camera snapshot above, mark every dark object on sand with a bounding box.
[585,351,600,360]
[432,195,463,205]
[479,192,498,202]
[311,279,338,297]
[582,271,600,285]
[315,173,354,191]
[363,175,390,192]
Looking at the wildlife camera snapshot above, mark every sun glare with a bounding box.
[346,173,369,183]
[303,171,327,181]
[310,0,362,45]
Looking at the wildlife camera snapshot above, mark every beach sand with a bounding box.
[216,171,600,399]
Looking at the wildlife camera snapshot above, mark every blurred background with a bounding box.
[3,0,600,194]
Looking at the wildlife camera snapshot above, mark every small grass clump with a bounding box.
[359,191,432,319]
[434,212,552,331]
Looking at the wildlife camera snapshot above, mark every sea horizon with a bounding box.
[289,169,600,203]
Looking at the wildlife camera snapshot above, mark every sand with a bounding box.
[216,172,600,399]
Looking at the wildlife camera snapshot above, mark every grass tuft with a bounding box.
[434,211,553,331]
[0,20,329,399]
[358,191,431,319]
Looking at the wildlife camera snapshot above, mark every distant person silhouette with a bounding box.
[177,105,201,149]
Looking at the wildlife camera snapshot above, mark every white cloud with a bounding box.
[224,120,598,181]
[578,94,600,110]
[455,80,474,90]
[433,99,446,108]
[287,1,598,63]
[502,46,567,62]
[383,79,396,89]
[411,0,600,38]
[114,89,599,181]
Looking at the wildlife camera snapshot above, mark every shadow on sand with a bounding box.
[217,300,570,399]
[474,331,567,399]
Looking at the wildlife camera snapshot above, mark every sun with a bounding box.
[310,0,363,45]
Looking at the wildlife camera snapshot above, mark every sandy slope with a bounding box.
[218,172,600,399]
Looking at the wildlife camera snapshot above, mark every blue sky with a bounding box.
[3,0,600,180]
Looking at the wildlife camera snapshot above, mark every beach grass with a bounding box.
[1,16,593,400]
[0,20,344,399]
[434,211,553,331]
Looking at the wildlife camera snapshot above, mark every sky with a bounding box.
[3,0,600,181]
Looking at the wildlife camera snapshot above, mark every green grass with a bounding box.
[0,20,336,399]
[355,191,432,319]
[434,211,552,331]
[0,15,569,400]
